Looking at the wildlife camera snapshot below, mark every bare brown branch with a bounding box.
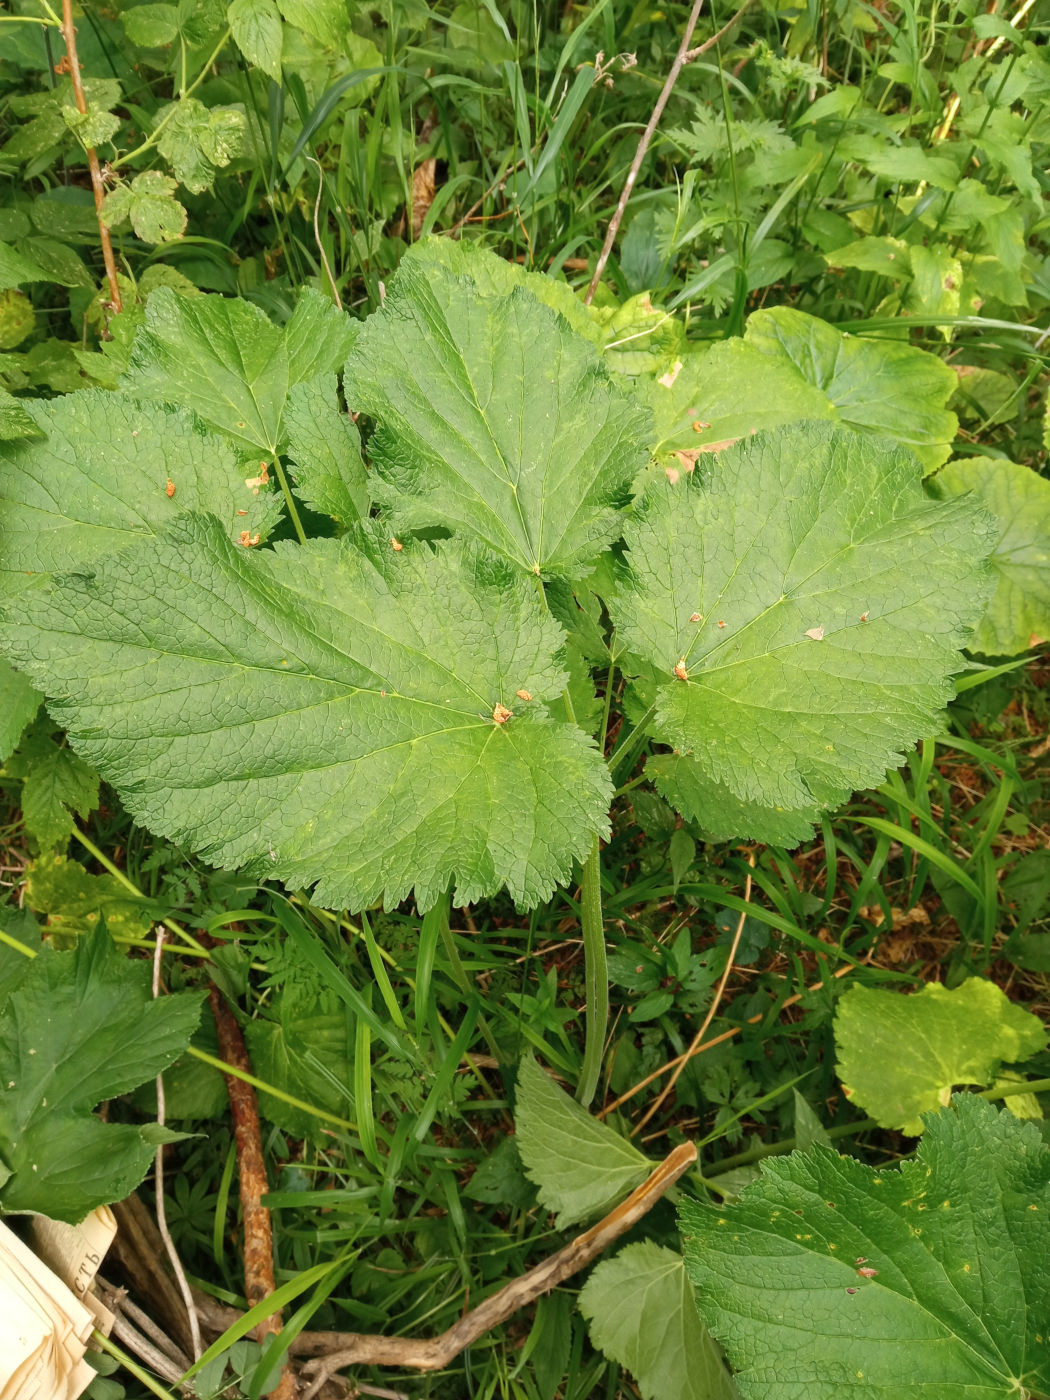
[60,0,122,314]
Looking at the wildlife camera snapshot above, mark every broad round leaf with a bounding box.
[681,1096,1050,1400]
[613,423,994,841]
[927,458,1050,655]
[1,517,611,912]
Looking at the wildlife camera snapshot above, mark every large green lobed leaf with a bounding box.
[345,250,650,578]
[1,517,611,912]
[681,1095,1050,1400]
[613,423,994,843]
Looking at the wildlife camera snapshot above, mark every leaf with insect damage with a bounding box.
[612,422,993,844]
[1,517,611,912]
[680,1095,1050,1400]
[344,243,650,578]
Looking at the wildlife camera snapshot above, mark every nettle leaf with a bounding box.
[276,0,347,45]
[228,0,284,81]
[514,1055,650,1227]
[2,518,611,912]
[102,172,188,245]
[0,659,39,760]
[156,97,246,194]
[835,979,1046,1135]
[122,3,180,46]
[680,1096,1050,1400]
[0,241,50,291]
[0,928,203,1222]
[122,286,356,453]
[0,389,42,443]
[284,375,369,525]
[928,459,1050,654]
[612,424,993,845]
[647,308,957,475]
[6,724,100,851]
[0,390,281,589]
[345,248,650,578]
[580,1243,739,1400]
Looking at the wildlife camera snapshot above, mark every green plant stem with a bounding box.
[72,826,208,953]
[437,909,503,1063]
[606,703,656,786]
[271,457,308,545]
[114,27,232,169]
[91,1332,179,1400]
[575,835,607,1107]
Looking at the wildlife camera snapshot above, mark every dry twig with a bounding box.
[60,0,122,314]
[583,0,757,305]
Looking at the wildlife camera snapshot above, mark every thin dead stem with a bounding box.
[584,0,756,305]
[60,0,122,314]
[632,853,756,1135]
[151,928,202,1362]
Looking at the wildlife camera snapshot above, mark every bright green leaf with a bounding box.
[0,291,34,349]
[25,854,153,943]
[680,1095,1050,1400]
[245,1003,353,1142]
[0,927,203,1222]
[0,390,42,443]
[0,659,40,761]
[906,244,962,333]
[284,376,369,525]
[645,307,958,475]
[122,286,353,452]
[580,1243,739,1400]
[276,0,347,45]
[2,519,612,912]
[6,725,100,850]
[514,1055,650,1227]
[61,102,120,152]
[0,391,281,589]
[612,424,993,843]
[156,98,246,194]
[345,248,649,578]
[122,3,180,45]
[228,0,283,80]
[102,172,187,244]
[835,978,1046,1135]
[824,236,911,277]
[0,241,49,291]
[927,459,1050,655]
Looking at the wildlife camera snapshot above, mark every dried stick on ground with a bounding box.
[60,0,122,314]
[210,982,299,1400]
[295,1141,697,1398]
[583,0,757,306]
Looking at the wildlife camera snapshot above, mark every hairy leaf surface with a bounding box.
[835,979,1046,1134]
[928,459,1050,654]
[580,1243,738,1400]
[2,517,611,911]
[515,1055,650,1227]
[0,928,202,1222]
[681,1096,1050,1399]
[284,375,369,525]
[612,424,993,841]
[0,390,281,589]
[345,252,649,577]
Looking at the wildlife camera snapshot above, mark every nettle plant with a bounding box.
[0,239,997,1100]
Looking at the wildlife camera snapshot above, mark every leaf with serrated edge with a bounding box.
[0,928,202,1221]
[580,1243,739,1400]
[122,286,355,453]
[928,459,1050,654]
[681,1095,1050,1400]
[7,727,99,850]
[345,248,649,578]
[2,517,611,912]
[645,307,957,475]
[284,375,368,525]
[514,1056,650,1228]
[0,390,280,589]
[612,424,993,841]
[228,0,283,81]
[0,659,39,760]
[835,979,1046,1135]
